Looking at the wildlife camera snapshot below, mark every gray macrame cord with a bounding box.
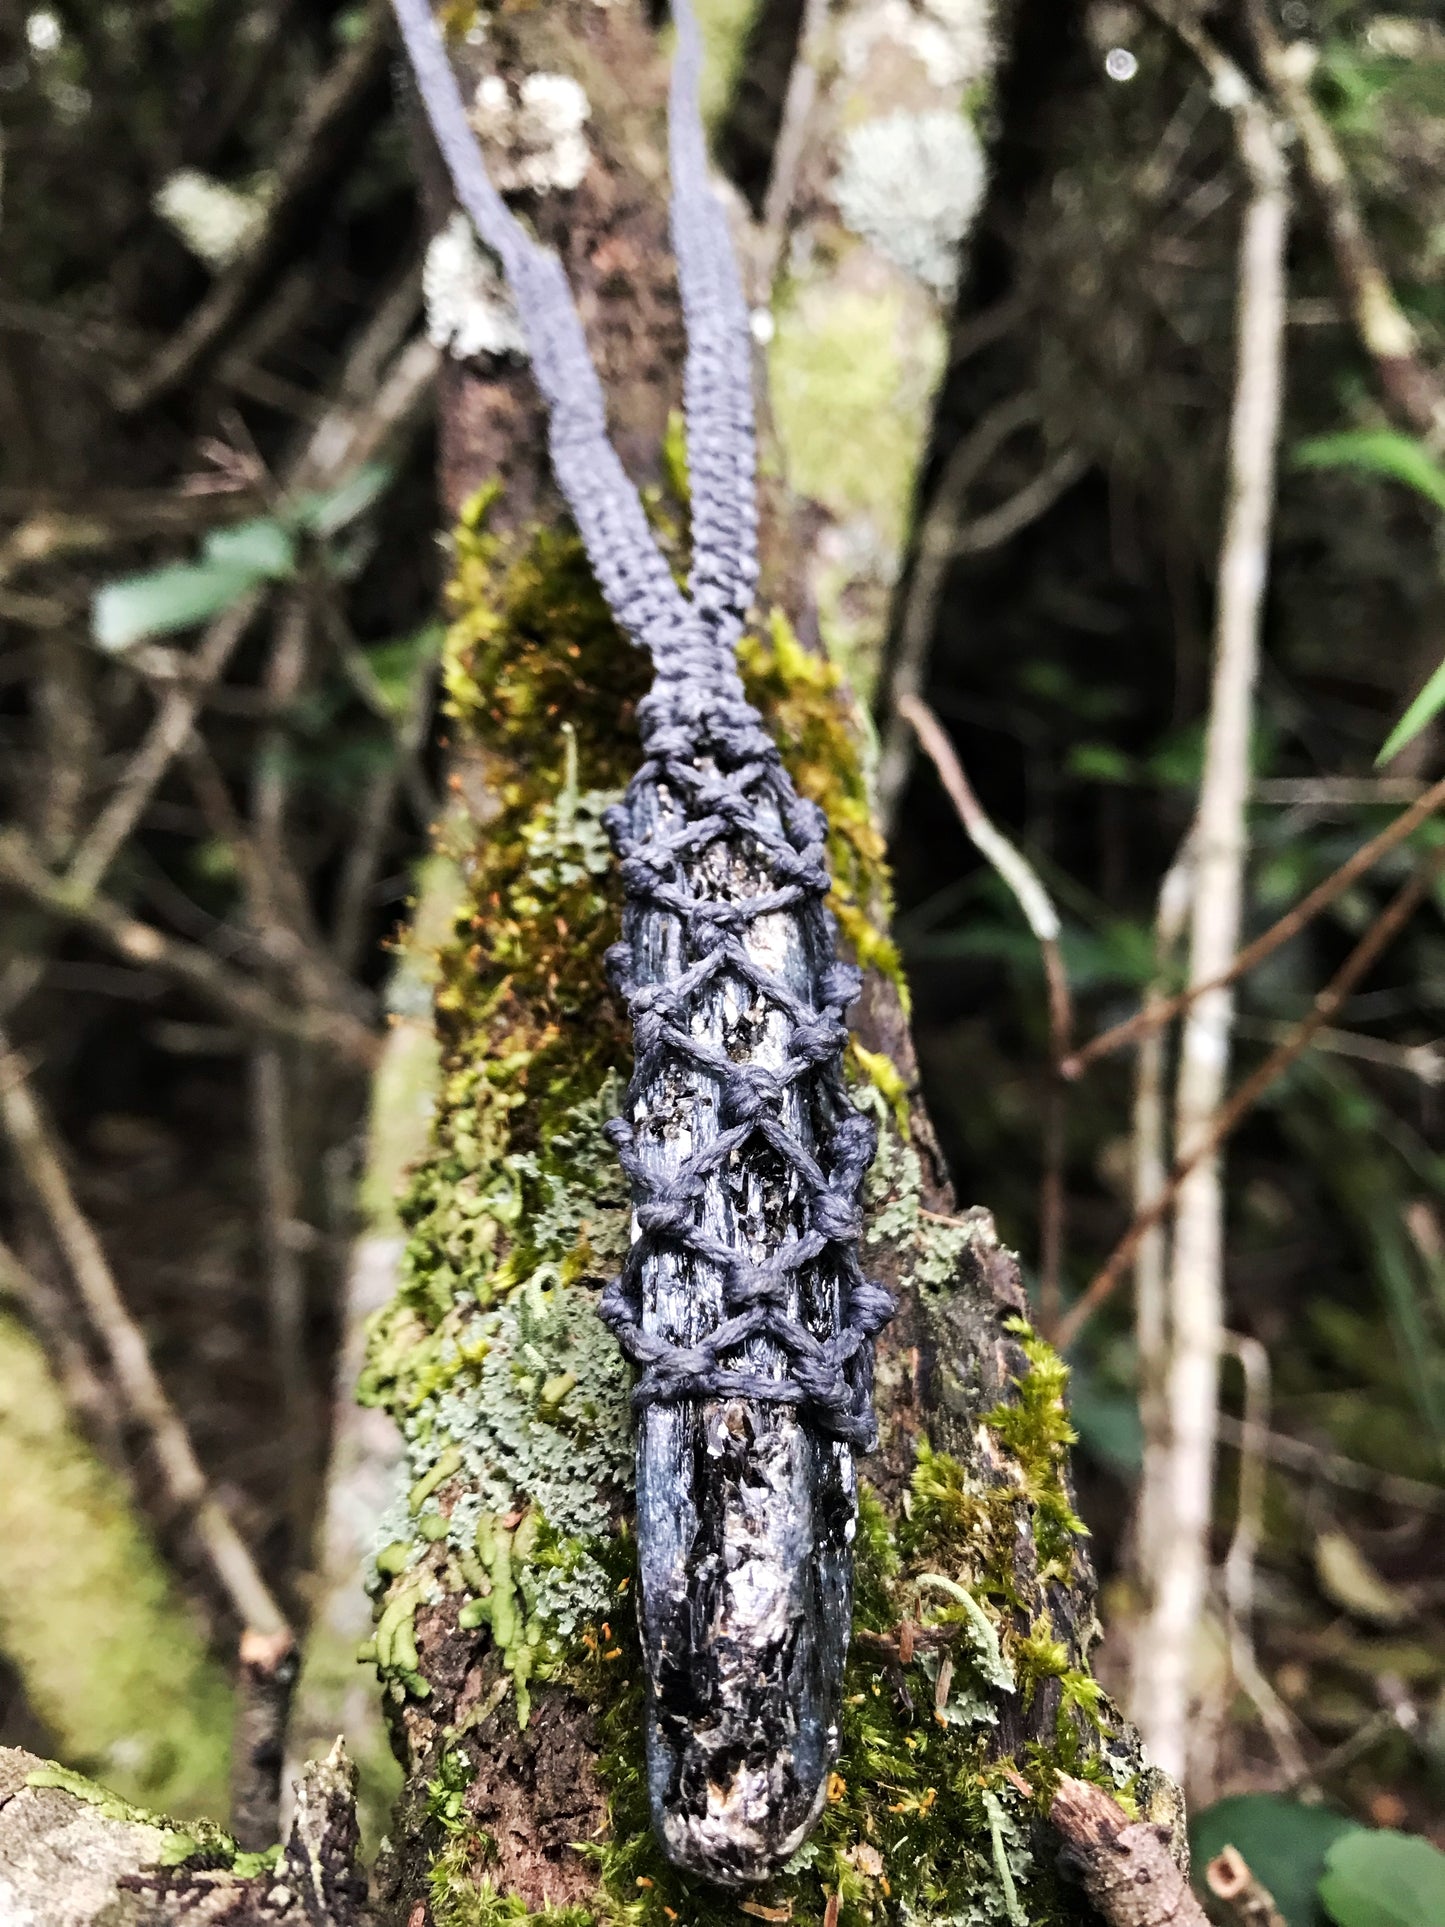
[389,0,894,1879]
[389,0,891,1450]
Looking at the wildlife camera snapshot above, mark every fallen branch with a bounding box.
[1049,1776,1207,1927]
[1206,1846,1288,1927]
[0,1741,363,1927]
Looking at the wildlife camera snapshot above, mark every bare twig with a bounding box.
[1063,770,1445,1078]
[1059,843,1445,1350]
[179,734,370,1022]
[1215,1415,1445,1513]
[0,830,377,1065]
[249,1046,312,1484]
[1220,1333,1309,1782]
[950,447,1087,556]
[1126,67,1291,1780]
[1246,7,1445,440]
[753,0,829,300]
[1253,776,1429,806]
[1206,1846,1288,1927]
[899,695,1072,1049]
[0,1036,289,1639]
[330,649,439,975]
[1233,1017,1445,1086]
[1049,1776,1208,1927]
[231,1626,300,1850]
[900,692,1072,1321]
[877,393,1041,829]
[116,2,394,414]
[1132,839,1195,1594]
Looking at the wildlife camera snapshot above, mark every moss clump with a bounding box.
[739,609,907,1002]
[359,491,648,1721]
[983,1320,1088,1581]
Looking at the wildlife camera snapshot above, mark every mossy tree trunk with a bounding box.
[362,7,1181,1926]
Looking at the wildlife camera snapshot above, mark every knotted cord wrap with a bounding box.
[390,0,891,1882]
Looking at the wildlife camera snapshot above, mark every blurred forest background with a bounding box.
[3,0,1445,1921]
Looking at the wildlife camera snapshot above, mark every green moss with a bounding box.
[738,610,906,1003]
[359,492,648,1726]
[982,1320,1088,1580]
[572,1449,1097,1927]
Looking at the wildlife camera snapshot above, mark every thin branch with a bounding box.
[231,1625,300,1850]
[0,830,377,1065]
[951,447,1087,556]
[900,692,1072,1322]
[753,0,829,301]
[1215,1414,1445,1513]
[1062,769,1445,1078]
[899,695,1071,1046]
[0,1037,289,1639]
[877,393,1041,829]
[1058,843,1445,1350]
[1246,5,1445,439]
[1124,61,1291,1781]
[116,2,393,414]
[1132,838,1195,1595]
[1220,1333,1310,1782]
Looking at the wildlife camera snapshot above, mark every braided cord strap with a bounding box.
[390,0,890,1884]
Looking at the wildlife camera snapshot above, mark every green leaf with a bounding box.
[91,562,260,652]
[1294,429,1445,514]
[1066,743,1135,783]
[1319,1830,1445,1927]
[1066,1368,1143,1475]
[201,517,295,578]
[366,623,444,715]
[1377,655,1445,766]
[290,462,394,539]
[1190,1795,1358,1927]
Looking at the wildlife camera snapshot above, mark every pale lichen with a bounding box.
[834,109,987,295]
[424,212,528,363]
[470,72,592,194]
[837,0,996,94]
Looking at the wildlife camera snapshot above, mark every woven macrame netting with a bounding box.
[391,0,892,1449]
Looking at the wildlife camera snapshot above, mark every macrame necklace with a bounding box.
[391,0,892,1884]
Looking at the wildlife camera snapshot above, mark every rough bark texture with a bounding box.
[0,1741,365,1927]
